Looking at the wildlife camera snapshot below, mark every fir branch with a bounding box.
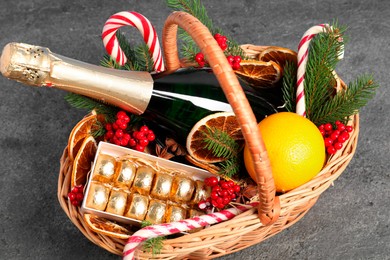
[100,54,123,70]
[91,120,106,138]
[201,127,241,177]
[311,75,378,125]
[202,127,239,158]
[101,31,154,72]
[166,0,214,30]
[281,61,297,112]
[64,93,117,122]
[134,44,155,72]
[166,0,246,60]
[219,157,240,178]
[304,24,346,119]
[181,41,201,62]
[141,221,165,255]
[226,37,247,58]
[116,30,139,70]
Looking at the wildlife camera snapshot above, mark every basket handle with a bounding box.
[162,11,280,225]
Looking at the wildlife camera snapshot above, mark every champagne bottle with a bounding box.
[0,42,279,142]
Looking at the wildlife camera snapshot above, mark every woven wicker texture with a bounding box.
[58,11,359,259]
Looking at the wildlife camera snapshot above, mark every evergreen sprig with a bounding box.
[202,127,241,177]
[281,23,378,125]
[166,0,246,60]
[313,75,378,125]
[166,0,214,31]
[304,24,346,120]
[141,221,166,255]
[100,31,154,72]
[281,61,297,112]
[64,93,118,122]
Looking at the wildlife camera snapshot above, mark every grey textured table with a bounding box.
[1,1,389,259]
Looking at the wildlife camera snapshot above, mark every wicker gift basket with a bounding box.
[57,11,359,259]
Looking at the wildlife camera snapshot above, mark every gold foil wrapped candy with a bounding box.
[125,193,149,221]
[132,166,155,195]
[166,204,187,223]
[150,173,173,200]
[113,159,136,188]
[92,154,116,182]
[85,182,111,211]
[191,180,211,205]
[105,188,128,216]
[145,200,167,224]
[170,176,195,203]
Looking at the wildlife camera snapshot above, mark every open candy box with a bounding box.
[81,142,214,227]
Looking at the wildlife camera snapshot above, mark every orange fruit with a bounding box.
[186,112,243,163]
[84,214,131,240]
[68,113,98,161]
[234,60,282,88]
[258,46,297,70]
[244,112,325,192]
[71,135,97,187]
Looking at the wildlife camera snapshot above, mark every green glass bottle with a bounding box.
[148,69,279,142]
[1,42,281,143]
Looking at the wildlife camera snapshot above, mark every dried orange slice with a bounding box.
[71,135,97,187]
[68,113,98,162]
[258,46,297,69]
[186,112,243,163]
[234,60,282,88]
[84,214,131,240]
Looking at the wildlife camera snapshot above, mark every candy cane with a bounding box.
[296,24,344,117]
[102,11,165,72]
[122,202,259,260]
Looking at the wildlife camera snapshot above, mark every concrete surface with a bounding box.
[0,0,389,259]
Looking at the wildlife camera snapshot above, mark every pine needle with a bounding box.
[141,221,165,255]
[201,127,241,177]
[219,156,240,178]
[304,24,346,119]
[281,61,297,112]
[202,127,239,158]
[281,22,378,125]
[166,0,245,59]
[64,93,117,122]
[312,75,378,125]
[100,31,154,72]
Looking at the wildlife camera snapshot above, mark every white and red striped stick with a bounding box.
[296,24,345,116]
[296,24,329,117]
[122,202,259,260]
[102,11,165,72]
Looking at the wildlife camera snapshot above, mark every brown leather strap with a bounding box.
[162,11,278,225]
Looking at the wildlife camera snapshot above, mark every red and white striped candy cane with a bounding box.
[296,24,345,116]
[296,24,328,117]
[122,202,259,260]
[102,11,165,72]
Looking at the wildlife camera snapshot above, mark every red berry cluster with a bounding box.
[226,55,242,70]
[104,110,155,152]
[214,33,228,51]
[68,185,84,206]
[318,121,353,155]
[128,125,156,152]
[105,111,131,146]
[194,33,241,70]
[194,52,206,68]
[198,176,241,210]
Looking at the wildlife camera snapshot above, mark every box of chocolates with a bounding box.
[81,142,214,227]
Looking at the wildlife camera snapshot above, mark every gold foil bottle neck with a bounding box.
[0,42,154,115]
